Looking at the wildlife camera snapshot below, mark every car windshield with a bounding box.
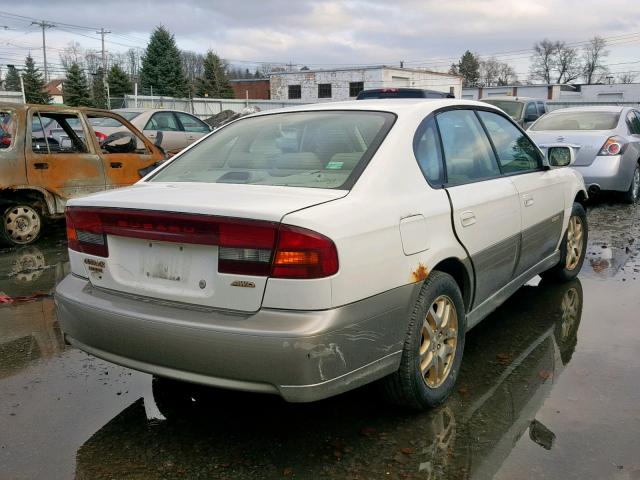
[358,90,425,99]
[150,111,395,189]
[482,100,524,119]
[530,111,621,131]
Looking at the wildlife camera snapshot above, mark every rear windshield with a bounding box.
[482,100,524,119]
[150,111,395,189]
[531,111,620,131]
[0,111,16,149]
[114,111,142,122]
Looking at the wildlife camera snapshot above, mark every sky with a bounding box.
[1,0,639,80]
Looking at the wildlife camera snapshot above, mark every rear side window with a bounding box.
[0,111,15,149]
[145,112,180,131]
[537,102,546,115]
[477,111,541,173]
[436,110,500,185]
[626,111,640,135]
[150,111,395,189]
[413,117,444,185]
[525,102,538,118]
[176,112,209,133]
[31,112,88,154]
[531,111,620,131]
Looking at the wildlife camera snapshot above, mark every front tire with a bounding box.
[540,202,588,283]
[1,205,43,247]
[384,271,466,410]
[621,163,640,204]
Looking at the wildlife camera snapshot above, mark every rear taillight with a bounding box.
[94,131,108,143]
[598,136,628,156]
[271,225,338,279]
[65,207,339,279]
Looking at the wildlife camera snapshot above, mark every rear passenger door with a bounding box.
[436,109,522,306]
[477,110,565,276]
[143,111,187,154]
[175,112,210,146]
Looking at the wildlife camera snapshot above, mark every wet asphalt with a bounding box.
[0,201,639,480]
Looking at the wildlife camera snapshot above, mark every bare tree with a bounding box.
[582,36,609,84]
[618,72,637,84]
[479,57,501,86]
[59,41,85,70]
[530,39,556,83]
[497,63,517,86]
[554,42,581,83]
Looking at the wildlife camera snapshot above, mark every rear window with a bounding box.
[0,111,16,149]
[481,100,524,120]
[115,111,142,122]
[531,111,620,131]
[150,111,395,189]
[358,90,425,99]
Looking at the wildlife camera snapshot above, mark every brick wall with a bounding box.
[230,80,271,100]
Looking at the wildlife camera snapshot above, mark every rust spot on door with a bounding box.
[411,263,429,283]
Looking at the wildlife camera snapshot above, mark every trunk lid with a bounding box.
[69,183,346,311]
[528,131,612,167]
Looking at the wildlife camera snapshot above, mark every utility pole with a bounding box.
[97,28,111,108]
[31,20,55,83]
[96,27,111,74]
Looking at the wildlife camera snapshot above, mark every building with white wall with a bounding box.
[270,66,463,101]
[462,83,640,103]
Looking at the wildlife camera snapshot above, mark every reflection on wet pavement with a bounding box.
[0,203,639,480]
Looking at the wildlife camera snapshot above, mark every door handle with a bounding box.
[110,162,123,168]
[34,162,49,170]
[523,194,535,207]
[460,211,476,227]
[147,134,156,139]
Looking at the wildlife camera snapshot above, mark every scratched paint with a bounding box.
[411,262,429,282]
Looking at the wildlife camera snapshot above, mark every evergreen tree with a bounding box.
[4,65,21,92]
[455,51,480,87]
[63,63,92,107]
[195,51,234,99]
[22,55,51,104]
[107,64,132,98]
[139,26,188,97]
[91,67,108,109]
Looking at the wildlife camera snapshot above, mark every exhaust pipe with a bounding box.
[588,184,600,195]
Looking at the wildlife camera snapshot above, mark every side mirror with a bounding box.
[542,145,576,168]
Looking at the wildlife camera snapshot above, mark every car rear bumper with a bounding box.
[573,155,631,192]
[55,274,418,402]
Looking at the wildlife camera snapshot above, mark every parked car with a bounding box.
[357,88,455,99]
[107,109,212,155]
[528,106,640,203]
[56,99,588,410]
[0,103,165,246]
[481,97,547,128]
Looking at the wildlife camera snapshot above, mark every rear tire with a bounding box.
[621,163,640,204]
[0,204,42,247]
[384,271,466,410]
[540,202,588,283]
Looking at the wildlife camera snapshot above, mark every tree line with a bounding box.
[451,36,634,87]
[2,25,264,107]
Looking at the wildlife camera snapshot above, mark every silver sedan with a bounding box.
[90,109,211,155]
[528,106,640,203]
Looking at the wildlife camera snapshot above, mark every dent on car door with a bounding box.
[85,112,163,188]
[143,112,187,154]
[26,110,105,200]
[436,109,522,307]
[477,110,565,276]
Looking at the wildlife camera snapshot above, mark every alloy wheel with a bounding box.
[4,206,41,245]
[565,216,584,271]
[419,295,458,388]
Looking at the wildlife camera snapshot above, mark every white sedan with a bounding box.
[56,99,587,410]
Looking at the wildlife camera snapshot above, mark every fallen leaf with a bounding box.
[283,467,293,476]
[538,370,553,380]
[401,447,414,455]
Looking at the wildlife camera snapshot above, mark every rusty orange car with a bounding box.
[0,103,166,246]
